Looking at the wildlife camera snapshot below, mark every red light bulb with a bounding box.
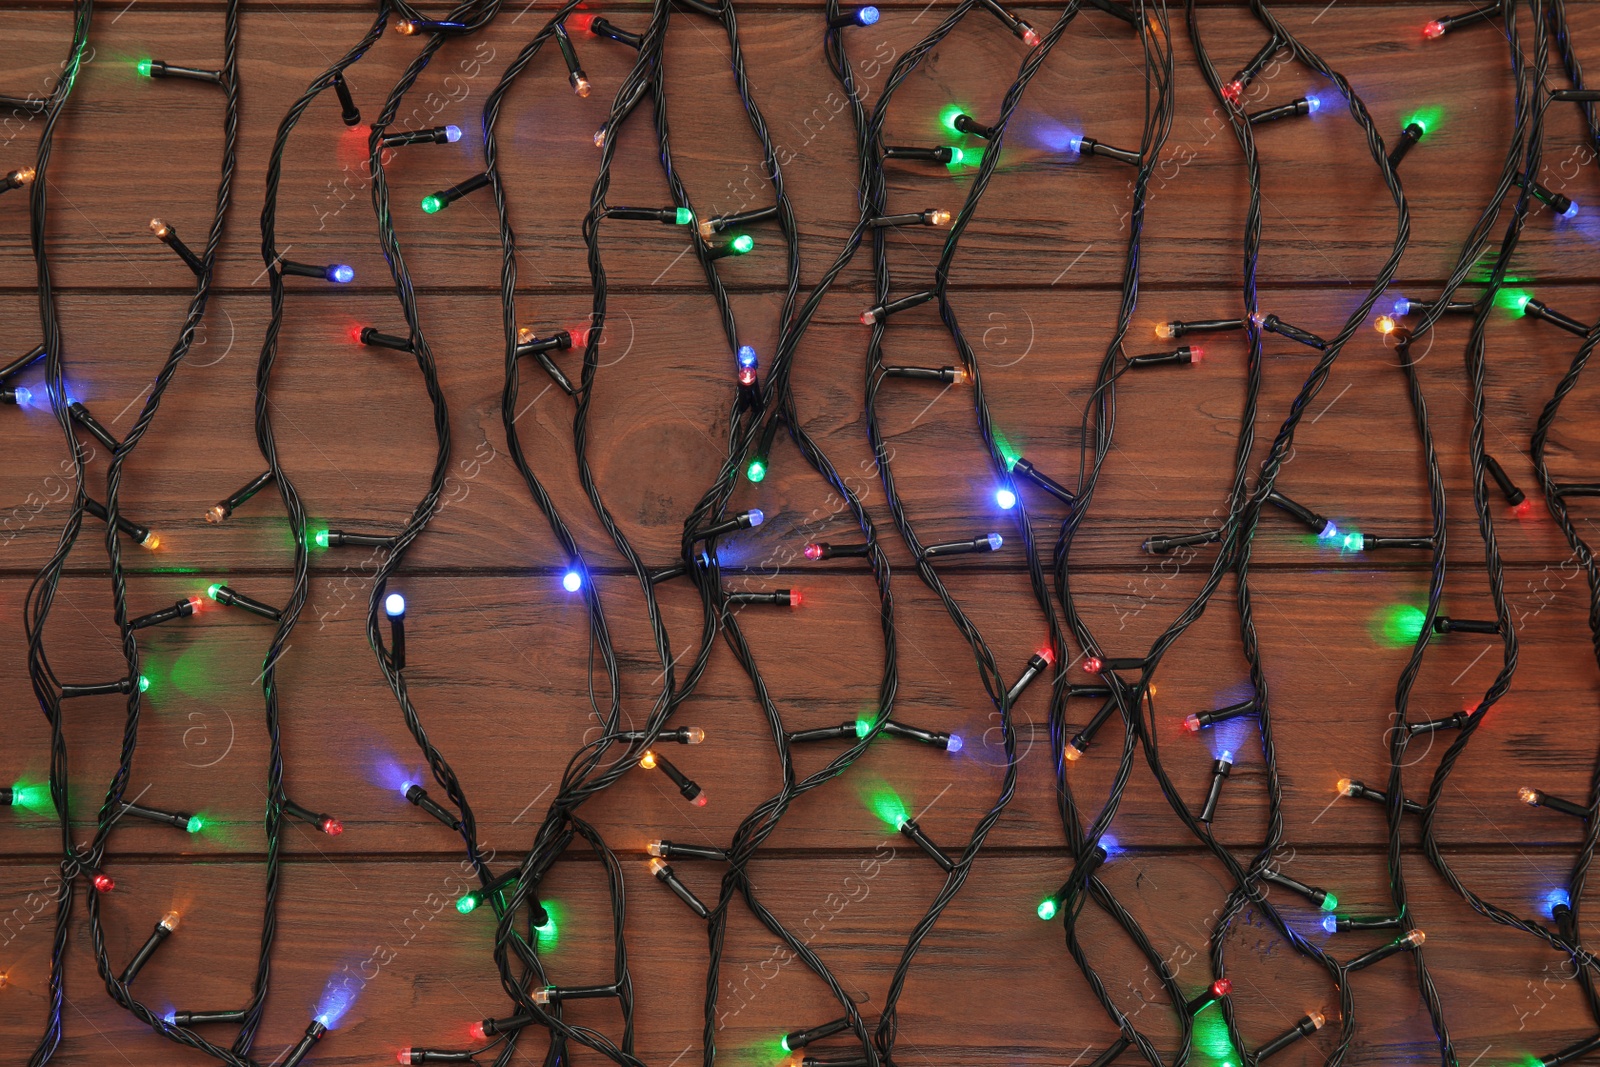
[1513,499,1534,518]
[1422,19,1446,38]
[569,324,591,347]
[1222,80,1243,103]
[692,792,708,807]
[397,1050,415,1065]
[570,12,595,31]
[1211,977,1233,997]
[1038,645,1056,665]
[738,367,757,386]
[1188,346,1205,363]
[469,1021,487,1042]
[93,873,114,893]
[1083,656,1104,674]
[348,324,366,345]
[803,543,824,560]
[187,596,205,613]
[322,817,344,836]
[788,590,803,609]
[1021,25,1040,47]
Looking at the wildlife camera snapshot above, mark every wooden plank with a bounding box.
[0,6,1596,291]
[1,286,1593,575]
[0,852,1593,1066]
[3,566,1594,857]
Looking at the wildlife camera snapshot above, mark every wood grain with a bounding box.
[5,2,1600,1066]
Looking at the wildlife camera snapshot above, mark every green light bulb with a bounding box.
[780,1037,792,1053]
[868,788,908,830]
[313,529,330,549]
[731,234,754,254]
[456,893,479,914]
[1037,897,1058,920]
[949,146,965,165]
[185,815,204,834]
[746,459,766,483]
[674,206,693,225]
[136,58,153,77]
[1320,892,1338,912]
[536,915,555,933]
[940,104,964,134]
[856,718,874,738]
[138,675,151,693]
[207,583,223,600]
[421,194,444,214]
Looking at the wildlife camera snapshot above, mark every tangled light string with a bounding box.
[6,1,1600,1066]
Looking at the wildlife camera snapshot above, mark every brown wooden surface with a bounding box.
[4,2,1600,1066]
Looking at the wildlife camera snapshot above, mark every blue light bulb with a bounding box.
[1564,201,1581,219]
[444,124,462,143]
[1321,913,1338,934]
[1545,887,1572,918]
[986,532,1004,551]
[857,5,880,23]
[737,345,758,368]
[562,570,582,592]
[329,264,354,284]
[1305,94,1322,113]
[996,487,1017,510]
[748,508,765,527]
[1318,519,1339,540]
[947,734,963,753]
[1392,297,1411,316]
[12,386,32,407]
[1068,135,1084,153]
[384,592,406,617]
[162,1009,177,1025]
[1100,834,1121,857]
[400,780,414,795]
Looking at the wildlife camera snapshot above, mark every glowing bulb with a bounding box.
[985,532,1004,550]
[420,194,444,214]
[748,508,765,526]
[996,487,1017,509]
[322,817,343,835]
[1546,888,1572,918]
[855,718,873,738]
[469,1022,487,1041]
[1422,19,1446,38]
[692,793,707,807]
[738,366,758,386]
[1021,25,1040,47]
[1320,893,1338,912]
[1184,714,1201,732]
[947,734,963,752]
[162,1009,176,1024]
[1037,897,1058,920]
[859,5,880,23]
[328,264,354,284]
[563,570,582,592]
[160,911,181,931]
[314,529,330,548]
[1068,135,1084,154]
[185,815,204,833]
[804,543,824,560]
[207,583,223,600]
[787,590,802,609]
[1154,322,1175,339]
[1393,297,1411,316]
[781,1037,792,1053]
[142,532,161,550]
[137,58,153,77]
[685,727,705,744]
[1319,520,1339,540]
[444,125,462,143]
[1564,201,1581,219]
[640,751,657,769]
[737,345,758,368]
[675,207,693,225]
[746,459,767,482]
[11,386,31,407]
[1321,913,1339,934]
[385,592,406,616]
[949,146,966,165]
[93,873,114,893]
[456,893,479,914]
[1083,656,1104,673]
[138,675,151,693]
[1375,315,1397,334]
[1306,95,1322,113]
[731,234,754,254]
[1341,531,1365,552]
[1337,778,1355,796]
[928,209,952,226]
[1519,786,1540,806]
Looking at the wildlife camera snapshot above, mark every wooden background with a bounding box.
[3,1,1599,1065]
